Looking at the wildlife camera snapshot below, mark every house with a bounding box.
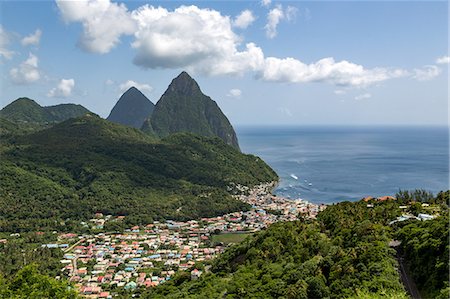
[191,269,202,280]
[418,213,435,221]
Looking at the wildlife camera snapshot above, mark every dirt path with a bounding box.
[397,255,422,299]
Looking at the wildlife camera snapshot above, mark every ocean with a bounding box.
[237,126,449,204]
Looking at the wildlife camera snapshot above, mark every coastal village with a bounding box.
[26,183,438,298]
[50,183,325,298]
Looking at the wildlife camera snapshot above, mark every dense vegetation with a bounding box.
[0,98,91,126]
[0,115,277,232]
[145,200,410,298]
[396,196,449,298]
[0,264,78,298]
[147,72,240,150]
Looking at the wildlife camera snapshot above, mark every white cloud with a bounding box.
[334,89,346,95]
[130,5,265,76]
[436,56,450,65]
[21,29,42,46]
[232,10,255,29]
[0,26,14,60]
[265,5,284,39]
[264,5,298,39]
[119,80,153,93]
[47,79,75,98]
[354,93,371,101]
[56,2,436,88]
[9,53,40,84]
[413,65,441,81]
[260,57,408,87]
[227,88,242,98]
[261,0,271,7]
[56,0,136,53]
[105,79,114,85]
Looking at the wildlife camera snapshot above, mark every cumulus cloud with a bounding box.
[261,0,271,7]
[130,5,265,76]
[0,26,14,60]
[232,10,256,29]
[413,65,441,81]
[259,57,408,87]
[227,88,242,98]
[21,29,42,46]
[9,53,40,84]
[47,78,75,98]
[436,56,450,65]
[56,1,436,88]
[265,5,284,39]
[119,80,153,93]
[354,93,371,101]
[56,0,136,53]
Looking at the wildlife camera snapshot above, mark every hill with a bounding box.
[0,115,277,232]
[107,87,155,129]
[147,72,240,150]
[146,200,410,299]
[0,98,92,128]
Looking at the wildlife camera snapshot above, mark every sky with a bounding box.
[0,0,448,126]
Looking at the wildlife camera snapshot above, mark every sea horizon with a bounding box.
[236,125,449,204]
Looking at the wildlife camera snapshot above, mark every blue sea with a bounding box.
[237,126,449,204]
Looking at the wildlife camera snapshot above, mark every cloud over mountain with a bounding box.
[55,0,440,88]
[47,78,75,98]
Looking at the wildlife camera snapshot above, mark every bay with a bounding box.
[237,126,449,204]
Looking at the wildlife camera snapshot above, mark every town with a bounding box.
[54,183,326,298]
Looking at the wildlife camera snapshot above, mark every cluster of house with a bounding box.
[236,182,327,220]
[56,183,324,298]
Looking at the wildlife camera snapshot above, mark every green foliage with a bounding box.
[0,264,78,298]
[149,72,240,150]
[0,115,277,232]
[395,189,434,204]
[145,200,408,298]
[396,213,449,298]
[0,97,91,126]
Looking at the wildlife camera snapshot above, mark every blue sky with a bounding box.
[0,0,448,126]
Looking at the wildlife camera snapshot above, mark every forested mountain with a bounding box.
[0,97,91,126]
[0,115,277,232]
[107,87,155,129]
[147,72,240,150]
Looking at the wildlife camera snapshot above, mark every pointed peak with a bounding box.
[168,71,200,94]
[123,86,140,95]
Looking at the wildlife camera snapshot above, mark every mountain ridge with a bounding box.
[0,97,92,125]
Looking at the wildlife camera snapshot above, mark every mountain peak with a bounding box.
[0,97,91,124]
[150,72,240,150]
[107,87,155,129]
[168,71,201,95]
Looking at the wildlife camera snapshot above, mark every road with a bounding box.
[397,255,422,299]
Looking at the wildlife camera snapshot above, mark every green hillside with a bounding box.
[0,115,277,232]
[0,97,92,127]
[148,72,240,150]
